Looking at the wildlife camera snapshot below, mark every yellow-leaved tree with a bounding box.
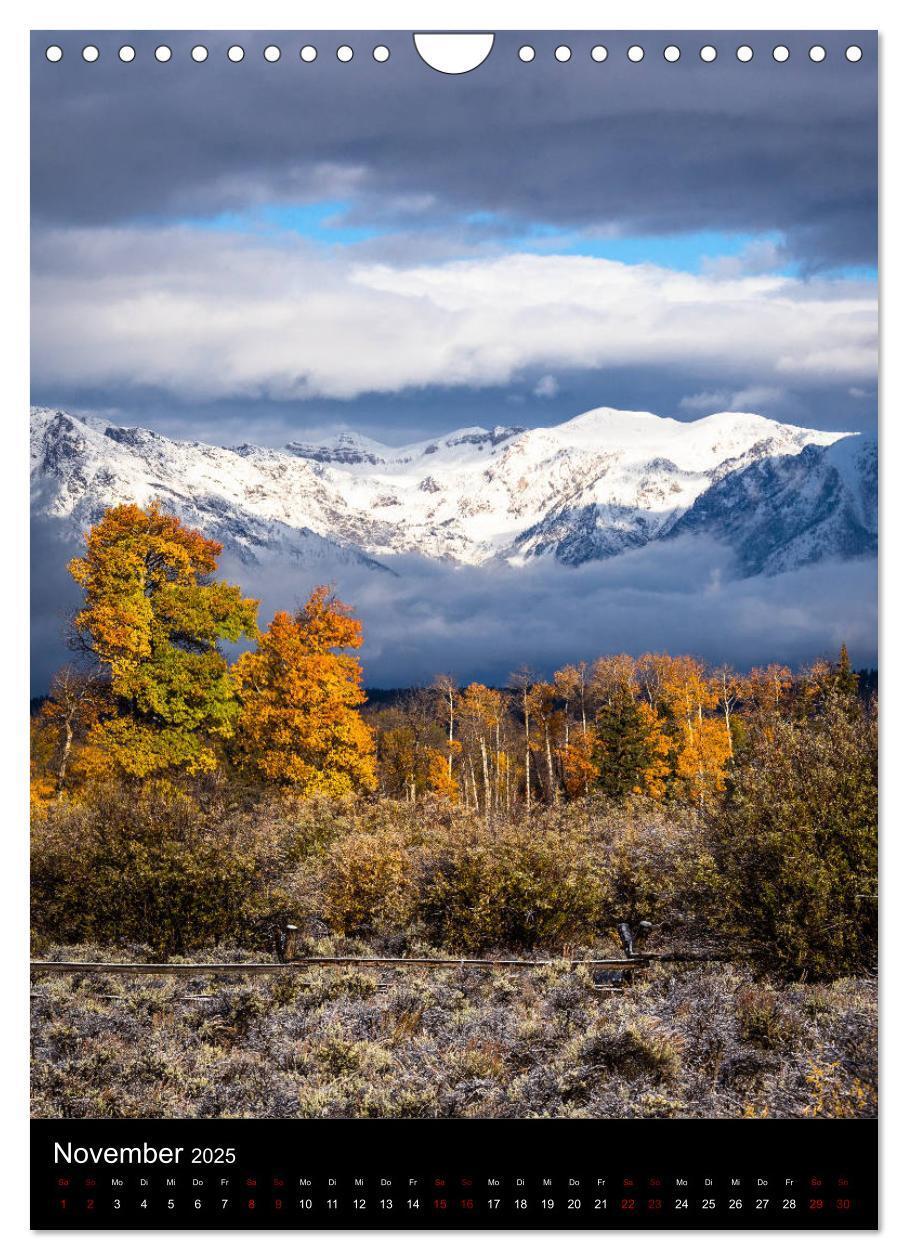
[658,655,732,804]
[231,586,377,796]
[68,502,259,777]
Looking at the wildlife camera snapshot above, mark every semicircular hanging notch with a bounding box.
[413,33,495,75]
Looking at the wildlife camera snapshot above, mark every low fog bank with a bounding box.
[222,537,876,688]
[31,527,876,696]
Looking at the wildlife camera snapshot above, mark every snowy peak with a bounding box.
[286,431,395,466]
[668,433,878,575]
[285,423,525,468]
[30,405,874,577]
[550,405,841,463]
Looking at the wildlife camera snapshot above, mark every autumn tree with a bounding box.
[673,714,732,803]
[457,684,503,813]
[554,661,591,739]
[559,728,599,799]
[553,660,618,799]
[374,688,443,803]
[374,725,421,801]
[745,663,794,724]
[32,665,114,795]
[68,503,259,777]
[713,664,744,760]
[509,668,536,815]
[590,654,637,712]
[431,675,459,779]
[527,682,561,805]
[231,587,377,796]
[402,686,456,802]
[424,748,459,801]
[656,656,731,805]
[374,712,457,803]
[635,652,675,709]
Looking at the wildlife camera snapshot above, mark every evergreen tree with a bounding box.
[835,643,860,696]
[593,691,660,799]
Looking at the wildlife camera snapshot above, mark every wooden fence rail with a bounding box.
[30,956,652,975]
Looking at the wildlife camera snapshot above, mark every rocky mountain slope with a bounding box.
[30,405,876,578]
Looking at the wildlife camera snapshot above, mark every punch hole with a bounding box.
[591,46,608,63]
[300,45,318,63]
[155,46,172,63]
[373,45,390,62]
[700,45,717,63]
[663,46,680,62]
[191,45,208,62]
[118,46,136,63]
[554,45,572,63]
[337,45,354,62]
[45,45,63,62]
[264,45,281,63]
[773,46,790,62]
[809,46,826,62]
[413,33,494,74]
[846,45,863,62]
[82,45,99,62]
[518,45,535,62]
[736,45,754,62]
[227,45,245,63]
[627,45,645,63]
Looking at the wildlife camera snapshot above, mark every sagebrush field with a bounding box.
[31,945,876,1121]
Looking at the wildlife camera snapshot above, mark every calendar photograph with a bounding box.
[30,30,877,1143]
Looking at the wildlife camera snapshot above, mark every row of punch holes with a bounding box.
[45,42,865,66]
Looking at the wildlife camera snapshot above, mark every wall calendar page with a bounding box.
[28,26,878,1233]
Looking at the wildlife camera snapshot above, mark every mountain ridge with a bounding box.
[30,405,876,578]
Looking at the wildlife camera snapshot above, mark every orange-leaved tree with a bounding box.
[231,586,377,796]
[559,728,599,799]
[68,502,259,777]
[657,655,731,804]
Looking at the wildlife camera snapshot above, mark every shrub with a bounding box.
[735,986,798,1050]
[31,785,290,956]
[30,946,877,1120]
[579,1015,682,1083]
[595,799,716,930]
[30,703,876,979]
[297,827,418,936]
[420,813,605,951]
[706,694,877,980]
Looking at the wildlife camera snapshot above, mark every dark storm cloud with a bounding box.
[31,30,877,269]
[30,516,82,696]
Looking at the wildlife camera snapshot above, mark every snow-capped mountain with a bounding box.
[30,405,877,577]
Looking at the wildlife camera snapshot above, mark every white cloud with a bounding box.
[700,237,788,279]
[533,374,560,399]
[31,226,878,403]
[679,385,787,414]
